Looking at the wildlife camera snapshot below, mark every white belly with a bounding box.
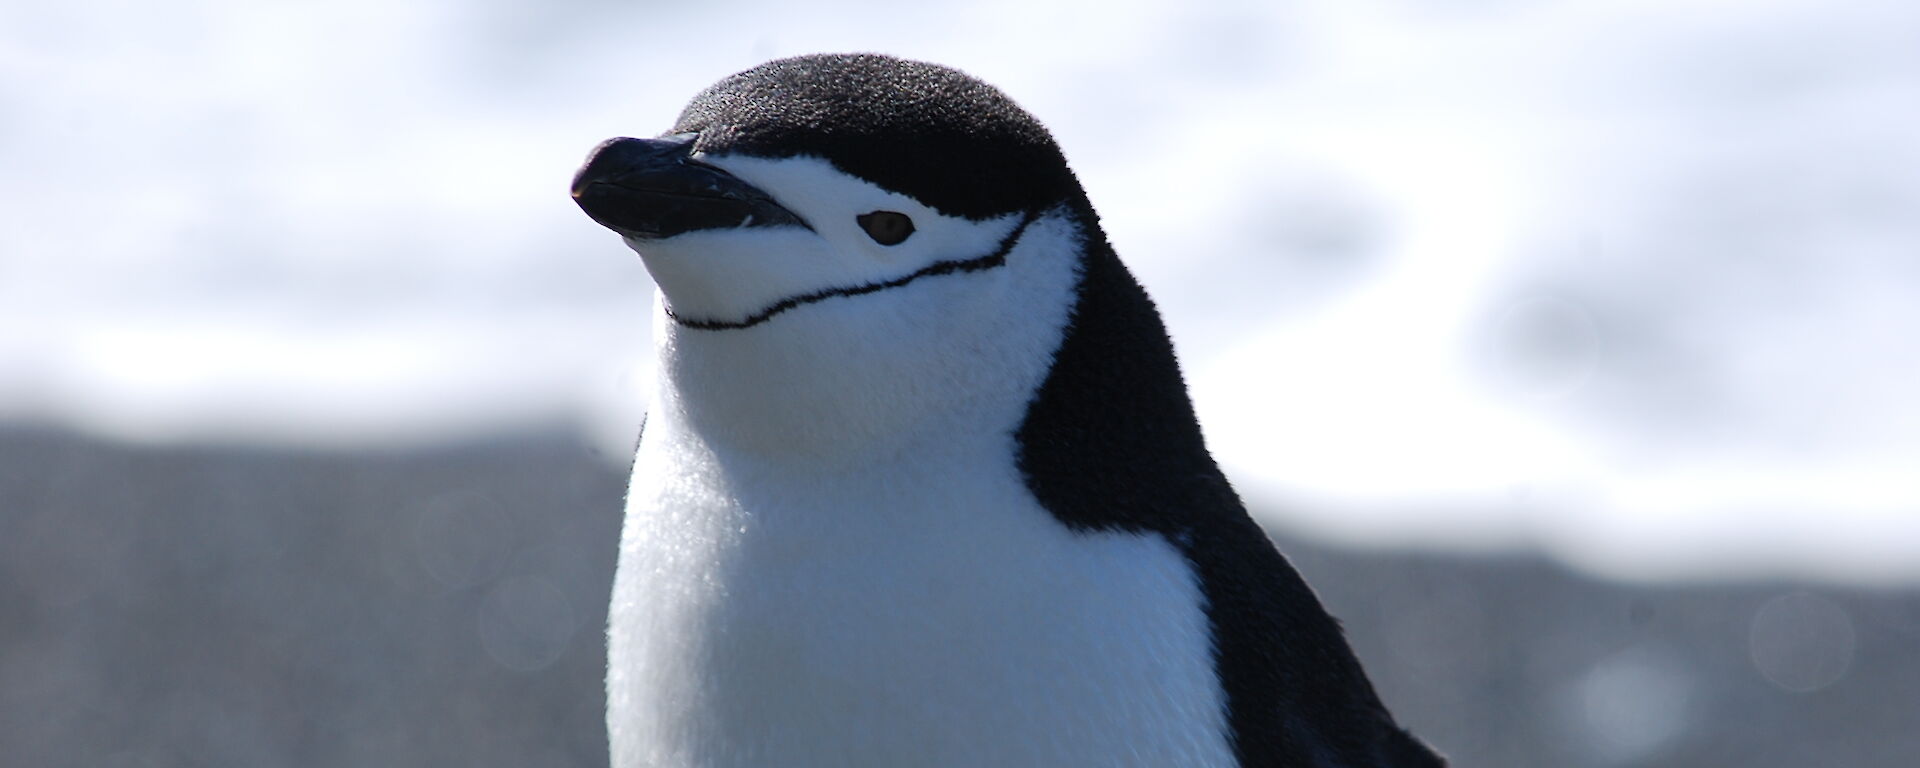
[606,419,1235,768]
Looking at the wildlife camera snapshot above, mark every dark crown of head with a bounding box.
[673,54,1080,220]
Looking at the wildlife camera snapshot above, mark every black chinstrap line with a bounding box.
[665,210,1041,331]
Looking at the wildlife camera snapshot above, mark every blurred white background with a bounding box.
[5,0,1918,584]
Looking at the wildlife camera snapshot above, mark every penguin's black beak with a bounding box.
[571,134,810,240]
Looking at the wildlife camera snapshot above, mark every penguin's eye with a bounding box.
[856,211,914,245]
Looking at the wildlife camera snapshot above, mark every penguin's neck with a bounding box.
[649,318,1001,469]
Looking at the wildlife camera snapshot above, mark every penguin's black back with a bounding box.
[1015,195,1445,767]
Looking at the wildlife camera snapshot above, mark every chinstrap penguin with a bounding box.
[572,53,1444,768]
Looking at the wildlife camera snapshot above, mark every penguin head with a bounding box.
[572,54,1086,328]
[573,54,1109,458]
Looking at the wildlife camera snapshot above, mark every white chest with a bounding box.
[605,419,1235,768]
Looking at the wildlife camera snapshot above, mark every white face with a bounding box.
[625,154,1023,328]
[623,154,1085,464]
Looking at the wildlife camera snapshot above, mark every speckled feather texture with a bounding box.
[598,53,1444,767]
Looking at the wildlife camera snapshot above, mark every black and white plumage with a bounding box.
[572,53,1444,768]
